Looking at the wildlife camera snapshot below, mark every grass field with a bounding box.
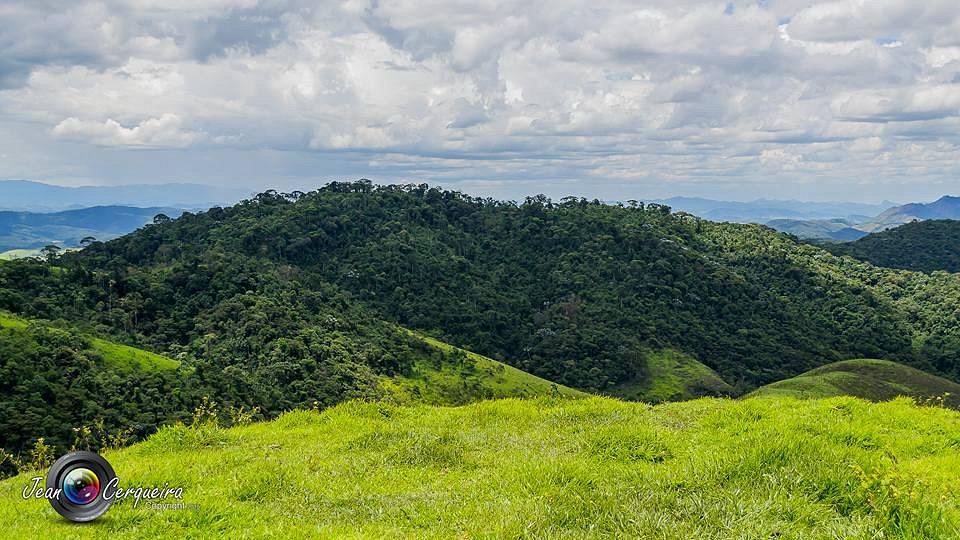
[0,311,178,371]
[1,395,957,538]
[748,359,960,407]
[381,331,587,403]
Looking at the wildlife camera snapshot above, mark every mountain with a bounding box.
[2,395,959,536]
[826,220,960,272]
[654,196,894,223]
[747,359,960,405]
[5,182,960,461]
[859,195,960,232]
[0,206,184,253]
[0,180,249,212]
[764,218,868,241]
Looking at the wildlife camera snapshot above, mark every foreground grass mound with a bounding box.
[2,396,958,538]
[748,359,960,407]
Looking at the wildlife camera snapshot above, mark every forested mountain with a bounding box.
[826,220,960,272]
[4,182,960,460]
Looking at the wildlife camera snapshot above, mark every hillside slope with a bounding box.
[0,311,178,371]
[748,359,960,406]
[826,220,960,272]
[1,396,957,538]
[0,312,186,453]
[384,331,586,404]
[0,310,579,458]
[607,349,733,402]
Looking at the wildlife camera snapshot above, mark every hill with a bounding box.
[748,359,960,406]
[0,308,579,461]
[0,206,186,252]
[0,180,248,212]
[0,312,184,454]
[0,184,926,392]
[607,349,733,402]
[859,196,960,232]
[825,220,960,272]
[384,331,586,404]
[1,396,958,538]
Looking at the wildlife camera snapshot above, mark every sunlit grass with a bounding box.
[1,395,957,538]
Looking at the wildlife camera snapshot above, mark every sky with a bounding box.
[1,0,960,202]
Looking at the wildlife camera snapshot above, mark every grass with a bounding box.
[748,359,960,407]
[381,331,587,404]
[609,349,734,402]
[0,310,178,371]
[0,395,958,538]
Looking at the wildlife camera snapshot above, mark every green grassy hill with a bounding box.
[2,396,958,538]
[608,349,734,402]
[748,359,960,406]
[382,331,586,404]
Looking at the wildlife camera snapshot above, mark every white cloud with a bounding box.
[0,0,960,200]
[52,114,206,147]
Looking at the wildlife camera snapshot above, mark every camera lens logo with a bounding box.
[46,451,117,522]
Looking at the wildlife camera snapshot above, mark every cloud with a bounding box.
[52,114,206,147]
[0,0,959,201]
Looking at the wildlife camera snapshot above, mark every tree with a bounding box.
[40,245,61,261]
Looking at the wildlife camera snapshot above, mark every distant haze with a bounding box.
[0,180,249,212]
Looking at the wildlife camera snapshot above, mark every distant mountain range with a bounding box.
[0,180,250,212]
[652,197,894,223]
[0,206,183,254]
[654,195,960,241]
[858,196,960,232]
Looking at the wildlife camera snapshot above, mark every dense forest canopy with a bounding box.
[4,181,960,459]
[825,219,960,273]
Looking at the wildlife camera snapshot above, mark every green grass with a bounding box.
[609,349,734,402]
[1,396,958,538]
[381,331,587,404]
[0,311,178,371]
[748,359,960,407]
